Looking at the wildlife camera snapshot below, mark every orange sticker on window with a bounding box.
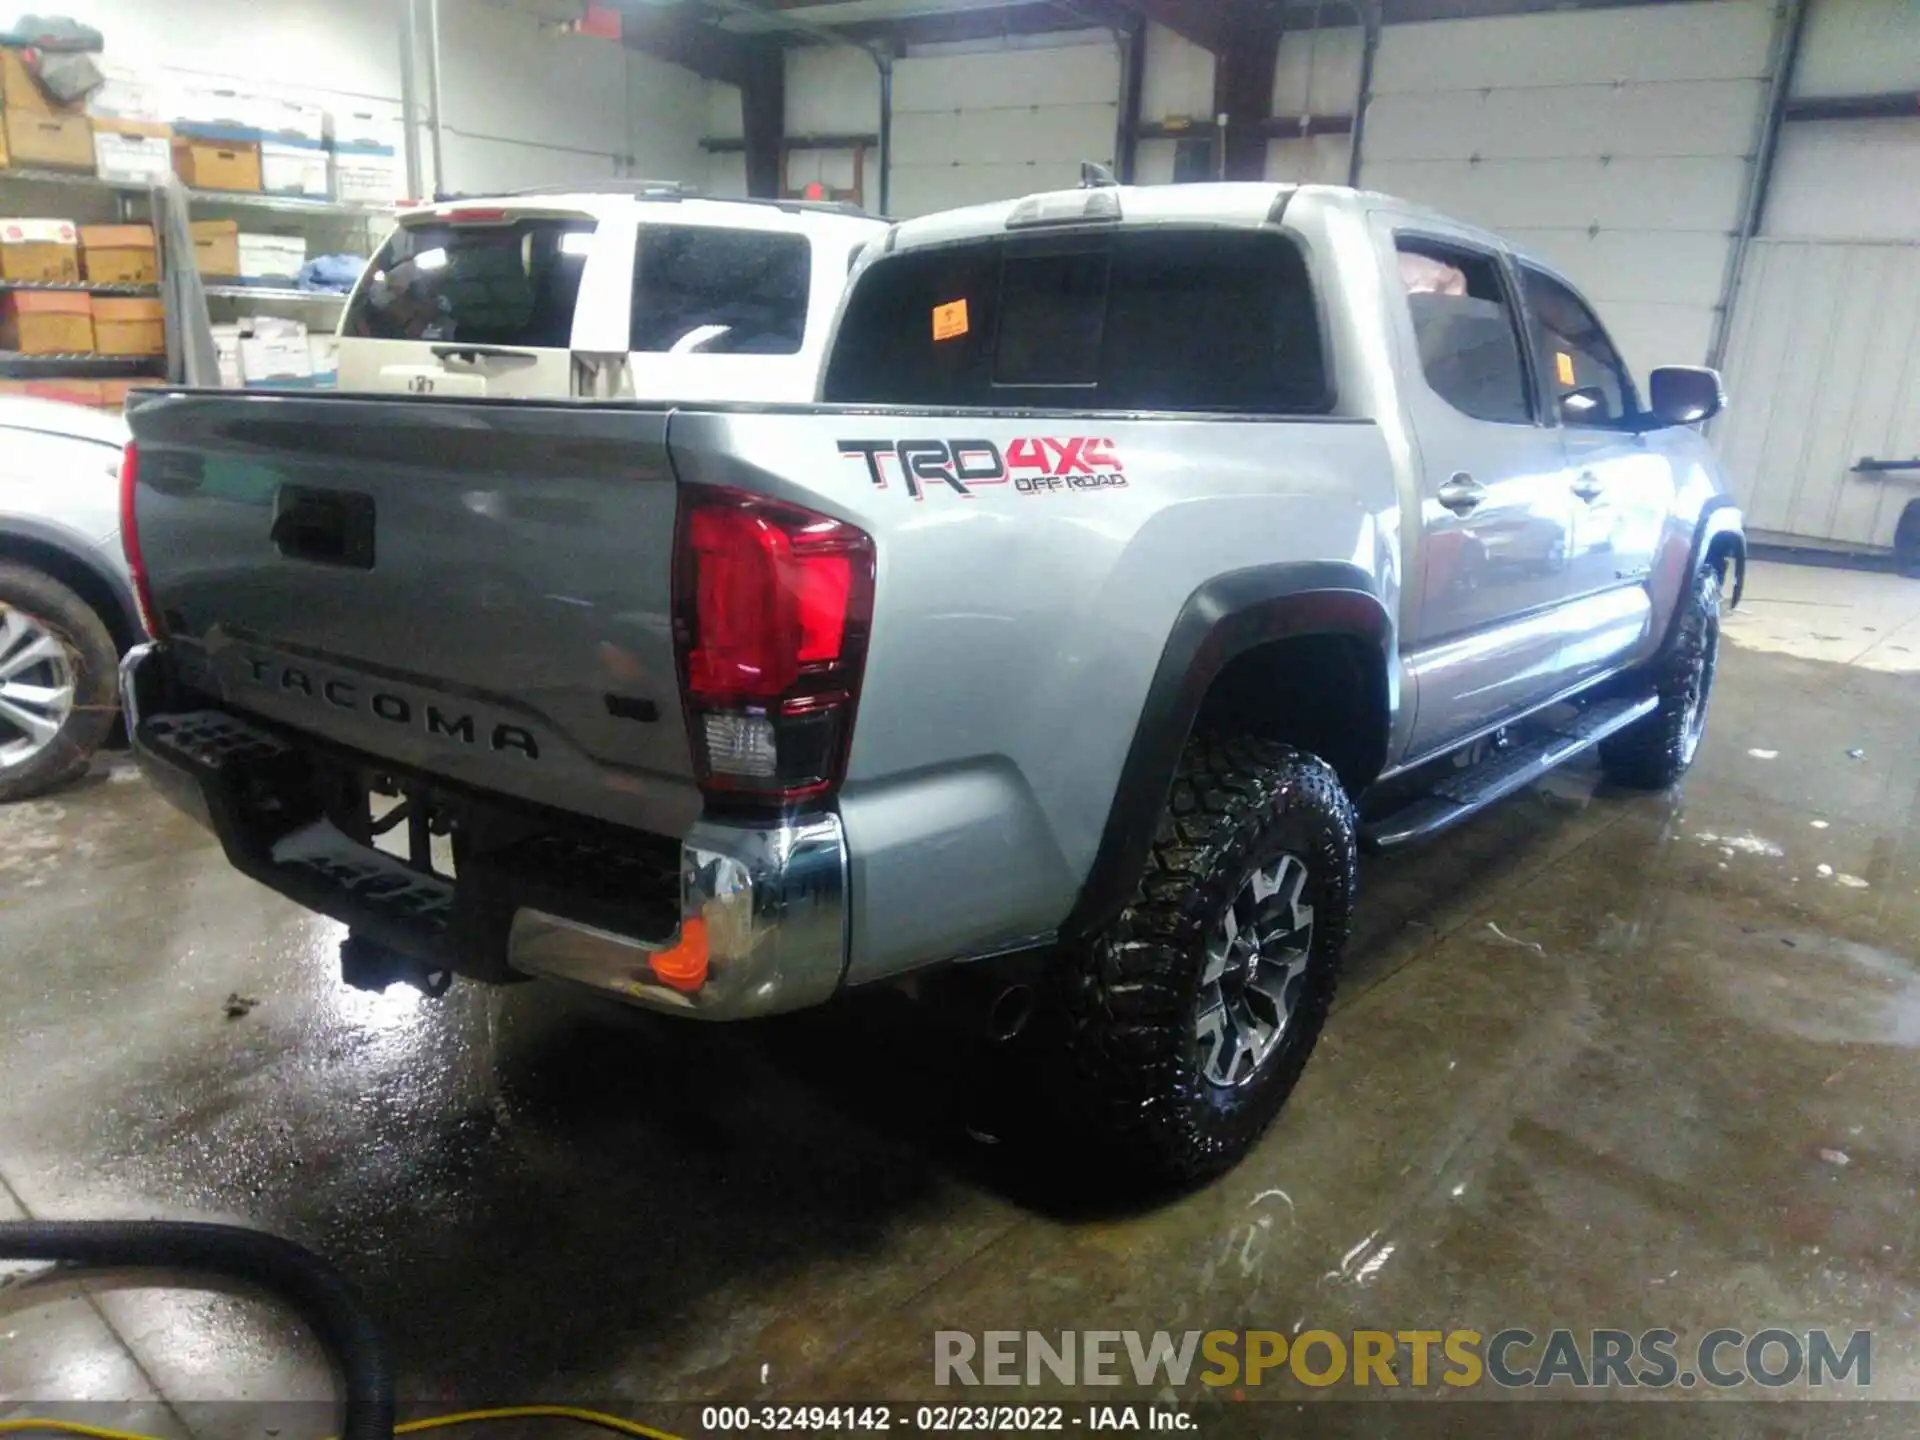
[1555,351,1576,386]
[932,298,970,342]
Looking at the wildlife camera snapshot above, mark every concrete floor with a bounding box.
[3,558,1920,1434]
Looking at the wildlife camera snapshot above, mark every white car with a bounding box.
[0,397,135,801]
[337,185,889,402]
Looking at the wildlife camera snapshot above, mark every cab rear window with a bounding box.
[343,217,595,347]
[822,228,1329,413]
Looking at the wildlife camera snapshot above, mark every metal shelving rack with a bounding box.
[1,164,383,385]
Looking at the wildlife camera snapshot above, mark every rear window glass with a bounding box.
[630,227,810,355]
[822,228,1328,413]
[344,217,594,347]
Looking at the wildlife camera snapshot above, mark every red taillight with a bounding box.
[118,441,163,639]
[674,487,874,805]
[443,207,508,224]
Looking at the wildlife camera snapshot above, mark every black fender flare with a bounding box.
[0,518,142,652]
[1660,499,1745,657]
[1060,561,1394,941]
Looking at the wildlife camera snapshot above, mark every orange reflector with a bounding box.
[649,917,709,992]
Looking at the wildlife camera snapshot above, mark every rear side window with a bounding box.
[344,217,594,347]
[1395,238,1531,425]
[631,227,810,355]
[823,229,1328,413]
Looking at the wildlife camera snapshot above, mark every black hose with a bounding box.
[0,1219,395,1440]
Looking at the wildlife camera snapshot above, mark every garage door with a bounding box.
[1715,240,1920,554]
[1358,0,1775,386]
[888,35,1120,218]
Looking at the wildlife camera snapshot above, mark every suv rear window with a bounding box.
[822,229,1328,413]
[630,227,810,355]
[343,217,595,347]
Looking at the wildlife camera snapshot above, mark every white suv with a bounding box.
[337,185,889,403]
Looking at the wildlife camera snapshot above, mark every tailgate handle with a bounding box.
[272,486,376,569]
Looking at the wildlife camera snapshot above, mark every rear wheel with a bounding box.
[1600,560,1720,789]
[1063,736,1357,1186]
[0,564,118,803]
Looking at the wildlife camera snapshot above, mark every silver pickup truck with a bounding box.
[118,180,1744,1183]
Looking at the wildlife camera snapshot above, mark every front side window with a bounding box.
[1519,266,1637,428]
[344,217,594,347]
[822,228,1328,414]
[1395,237,1531,425]
[630,226,810,355]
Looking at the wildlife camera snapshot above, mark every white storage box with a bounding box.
[261,99,325,146]
[237,233,309,281]
[261,140,330,198]
[332,146,399,205]
[330,108,404,154]
[240,334,314,384]
[174,83,275,134]
[88,65,164,123]
[307,331,339,382]
[212,323,244,389]
[93,123,173,185]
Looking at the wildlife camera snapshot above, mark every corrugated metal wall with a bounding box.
[1716,241,1920,551]
[1711,0,1920,553]
[887,32,1121,217]
[1359,0,1776,387]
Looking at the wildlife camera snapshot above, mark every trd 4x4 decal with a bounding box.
[838,438,1126,500]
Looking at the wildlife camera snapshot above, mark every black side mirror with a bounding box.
[1647,365,1724,426]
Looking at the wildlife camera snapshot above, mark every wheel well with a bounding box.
[0,533,138,655]
[1191,633,1389,794]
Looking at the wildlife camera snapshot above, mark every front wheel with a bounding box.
[1063,736,1358,1186]
[0,564,119,803]
[1600,561,1721,789]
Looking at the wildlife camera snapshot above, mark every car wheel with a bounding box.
[0,563,119,803]
[1063,736,1357,1186]
[1600,560,1720,790]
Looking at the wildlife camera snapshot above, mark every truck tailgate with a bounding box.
[128,392,702,838]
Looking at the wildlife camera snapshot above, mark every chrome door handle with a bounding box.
[1436,473,1485,515]
[1571,471,1603,502]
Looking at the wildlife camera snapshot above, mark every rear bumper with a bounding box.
[119,643,850,1019]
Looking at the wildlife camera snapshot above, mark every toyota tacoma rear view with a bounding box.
[117,180,1745,1183]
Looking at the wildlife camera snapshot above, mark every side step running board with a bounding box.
[1362,694,1658,851]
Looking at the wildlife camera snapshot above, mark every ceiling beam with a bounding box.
[831,2,1127,47]
[620,4,753,85]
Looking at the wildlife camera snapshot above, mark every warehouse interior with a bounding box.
[3,0,1920,1431]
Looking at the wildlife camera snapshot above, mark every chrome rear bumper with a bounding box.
[120,642,852,1020]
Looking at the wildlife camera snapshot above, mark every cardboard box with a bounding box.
[79,223,157,285]
[238,232,307,281]
[93,296,164,355]
[93,119,172,184]
[24,377,104,407]
[261,139,330,197]
[174,137,261,191]
[1,46,86,117]
[307,330,339,380]
[332,145,398,205]
[4,110,93,170]
[191,219,240,276]
[329,108,403,153]
[1,290,93,354]
[97,377,162,411]
[0,218,80,282]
